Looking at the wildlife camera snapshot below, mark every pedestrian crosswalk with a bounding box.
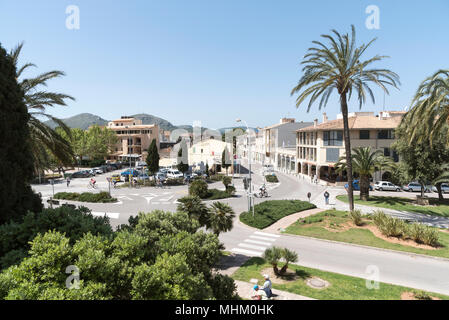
[231,231,280,257]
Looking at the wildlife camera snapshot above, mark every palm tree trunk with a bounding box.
[360,175,369,201]
[436,183,444,201]
[340,92,354,211]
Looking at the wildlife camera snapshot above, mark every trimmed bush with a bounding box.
[54,192,117,203]
[209,175,224,182]
[225,185,236,195]
[240,200,316,229]
[189,179,209,198]
[265,175,279,183]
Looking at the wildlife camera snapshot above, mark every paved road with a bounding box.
[32,164,449,295]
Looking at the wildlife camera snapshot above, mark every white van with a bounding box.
[263,164,274,173]
[166,169,183,179]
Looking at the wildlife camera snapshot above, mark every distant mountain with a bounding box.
[45,113,108,130]
[131,113,178,131]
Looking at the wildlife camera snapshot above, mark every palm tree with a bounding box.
[402,70,449,146]
[263,247,282,276]
[207,202,235,236]
[177,195,210,228]
[9,43,75,175]
[279,248,298,275]
[290,25,400,211]
[336,147,396,201]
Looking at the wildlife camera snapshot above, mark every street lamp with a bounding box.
[236,119,255,217]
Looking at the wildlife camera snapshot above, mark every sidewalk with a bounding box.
[263,208,325,233]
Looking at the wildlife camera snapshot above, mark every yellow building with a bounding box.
[296,111,405,184]
[106,116,159,162]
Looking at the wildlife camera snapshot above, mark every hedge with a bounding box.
[265,175,279,183]
[240,200,316,229]
[54,192,117,203]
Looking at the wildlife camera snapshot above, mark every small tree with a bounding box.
[222,176,232,189]
[189,179,209,199]
[177,196,210,228]
[146,139,160,177]
[177,161,189,175]
[263,247,282,275]
[222,147,231,175]
[279,248,298,275]
[207,202,235,236]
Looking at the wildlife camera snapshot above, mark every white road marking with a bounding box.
[231,248,263,257]
[118,196,133,201]
[91,212,120,219]
[249,235,276,242]
[238,243,267,251]
[160,195,174,202]
[244,239,273,246]
[254,231,280,238]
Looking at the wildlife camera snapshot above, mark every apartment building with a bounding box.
[296,111,405,185]
[106,116,160,162]
[263,118,313,170]
[188,138,233,172]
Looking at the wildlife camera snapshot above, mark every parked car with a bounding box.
[166,169,183,179]
[71,171,90,178]
[374,181,401,192]
[92,168,103,175]
[432,183,449,193]
[121,169,141,177]
[137,174,150,181]
[402,182,432,193]
[344,179,373,191]
[155,172,167,181]
[111,174,121,182]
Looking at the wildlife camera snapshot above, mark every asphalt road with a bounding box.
[32,163,449,295]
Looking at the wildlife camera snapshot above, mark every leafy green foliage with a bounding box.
[349,210,363,226]
[265,175,279,183]
[240,200,316,229]
[177,196,211,227]
[0,43,42,224]
[0,206,112,269]
[0,210,237,300]
[189,179,209,198]
[208,202,235,236]
[54,192,117,203]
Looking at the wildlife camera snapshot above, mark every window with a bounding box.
[359,130,370,140]
[323,131,343,146]
[326,148,340,162]
[378,130,395,139]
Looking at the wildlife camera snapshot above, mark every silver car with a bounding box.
[374,181,401,192]
[432,183,449,193]
[403,182,432,193]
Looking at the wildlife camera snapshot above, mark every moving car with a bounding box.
[344,179,373,191]
[92,168,103,175]
[402,182,432,193]
[374,181,401,192]
[432,183,449,193]
[71,171,91,178]
[121,169,141,177]
[137,174,150,181]
[111,174,121,182]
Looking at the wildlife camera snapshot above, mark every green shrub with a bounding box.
[225,185,236,195]
[189,179,209,198]
[413,290,432,300]
[165,178,185,186]
[206,189,233,200]
[0,206,112,269]
[265,175,279,183]
[421,227,439,247]
[240,200,316,229]
[349,210,363,226]
[54,192,117,203]
[209,175,224,182]
[222,176,232,187]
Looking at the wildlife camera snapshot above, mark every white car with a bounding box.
[374,181,401,192]
[166,169,183,179]
[92,168,103,175]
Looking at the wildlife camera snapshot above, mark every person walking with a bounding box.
[66,176,71,188]
[262,275,273,298]
[324,191,330,205]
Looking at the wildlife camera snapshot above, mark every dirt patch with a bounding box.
[324,221,353,233]
[401,292,441,300]
[261,268,300,284]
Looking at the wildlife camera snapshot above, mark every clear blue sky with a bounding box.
[1,0,448,129]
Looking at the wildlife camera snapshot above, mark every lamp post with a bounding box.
[236,119,254,217]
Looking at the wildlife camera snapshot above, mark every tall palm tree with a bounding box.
[336,147,396,201]
[9,42,75,175]
[207,202,235,236]
[291,25,400,211]
[402,69,449,145]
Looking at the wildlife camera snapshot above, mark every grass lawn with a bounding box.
[337,195,449,218]
[232,257,449,300]
[239,200,316,229]
[285,209,449,259]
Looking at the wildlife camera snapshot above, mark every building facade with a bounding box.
[106,116,160,162]
[296,111,404,185]
[188,138,233,172]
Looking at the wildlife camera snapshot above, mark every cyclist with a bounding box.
[90,178,97,188]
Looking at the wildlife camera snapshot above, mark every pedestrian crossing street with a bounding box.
[231,231,280,257]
